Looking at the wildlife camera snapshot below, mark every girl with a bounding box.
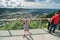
[23,19,31,38]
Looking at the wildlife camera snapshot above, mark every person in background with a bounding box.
[49,11,59,33]
[58,21,60,30]
[47,18,50,30]
[58,13,60,30]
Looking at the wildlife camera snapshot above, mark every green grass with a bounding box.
[0,20,48,30]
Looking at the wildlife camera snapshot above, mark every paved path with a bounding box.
[0,29,60,40]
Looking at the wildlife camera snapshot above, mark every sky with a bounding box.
[35,0,60,3]
[0,0,60,9]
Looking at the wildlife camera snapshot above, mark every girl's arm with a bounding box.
[27,14,32,23]
[27,19,30,23]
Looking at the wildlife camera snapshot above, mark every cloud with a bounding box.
[41,0,60,4]
[22,1,60,9]
[34,0,60,4]
[35,0,45,2]
[0,0,60,9]
[50,0,60,3]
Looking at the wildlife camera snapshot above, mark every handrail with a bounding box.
[0,18,50,21]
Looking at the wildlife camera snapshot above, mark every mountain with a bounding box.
[0,8,60,19]
[0,8,60,14]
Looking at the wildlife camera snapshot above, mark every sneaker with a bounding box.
[58,29,60,30]
[29,36,33,40]
[52,31,55,33]
[23,35,26,38]
[52,32,55,33]
[49,31,52,34]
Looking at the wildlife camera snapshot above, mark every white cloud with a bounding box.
[22,2,60,9]
[44,0,60,3]
[50,0,60,2]
[0,0,60,9]
[45,0,50,2]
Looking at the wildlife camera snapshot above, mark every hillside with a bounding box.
[0,8,60,19]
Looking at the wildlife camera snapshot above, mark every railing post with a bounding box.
[4,21,12,36]
[38,18,41,28]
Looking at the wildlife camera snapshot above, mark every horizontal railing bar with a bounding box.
[0,18,50,21]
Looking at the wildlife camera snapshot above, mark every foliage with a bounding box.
[0,20,48,30]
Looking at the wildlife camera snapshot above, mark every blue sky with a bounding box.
[35,0,60,4]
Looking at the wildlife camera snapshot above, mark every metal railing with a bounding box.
[0,18,50,21]
[0,18,49,36]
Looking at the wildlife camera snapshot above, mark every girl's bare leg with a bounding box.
[26,31,31,37]
[23,30,26,38]
[28,31,33,40]
[27,31,33,40]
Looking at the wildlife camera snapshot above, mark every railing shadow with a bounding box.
[0,32,48,40]
[25,36,31,40]
[42,28,60,38]
[51,31,60,38]
[4,21,12,36]
[0,32,49,37]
